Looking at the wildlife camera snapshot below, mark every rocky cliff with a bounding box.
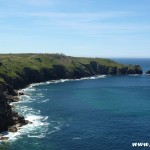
[0,82,28,133]
[0,54,143,133]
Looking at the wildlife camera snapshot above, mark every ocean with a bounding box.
[0,58,150,150]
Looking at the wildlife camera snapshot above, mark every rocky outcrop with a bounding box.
[0,83,28,133]
[88,61,143,75]
[146,70,150,74]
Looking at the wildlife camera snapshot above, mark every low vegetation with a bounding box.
[0,53,142,89]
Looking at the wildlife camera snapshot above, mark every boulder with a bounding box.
[146,70,150,74]
[0,137,9,141]
[8,126,18,132]
[18,91,24,95]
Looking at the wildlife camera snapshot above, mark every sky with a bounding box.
[0,0,150,58]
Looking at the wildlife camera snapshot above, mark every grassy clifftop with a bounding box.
[0,53,142,89]
[0,53,124,74]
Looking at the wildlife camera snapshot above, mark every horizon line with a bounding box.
[0,52,150,59]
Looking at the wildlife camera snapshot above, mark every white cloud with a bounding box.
[1,9,150,38]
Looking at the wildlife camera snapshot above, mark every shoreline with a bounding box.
[0,75,107,141]
[0,74,145,141]
[0,91,30,141]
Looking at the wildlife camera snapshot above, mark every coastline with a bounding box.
[0,90,29,141]
[0,54,143,141]
[0,75,105,141]
[0,74,145,141]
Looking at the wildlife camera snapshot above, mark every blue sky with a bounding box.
[0,0,150,57]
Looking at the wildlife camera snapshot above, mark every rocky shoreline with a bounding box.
[0,74,143,140]
[0,85,29,141]
[0,54,143,140]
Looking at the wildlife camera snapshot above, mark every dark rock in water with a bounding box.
[28,121,33,124]
[18,91,24,95]
[20,120,29,126]
[8,126,18,132]
[16,115,29,126]
[146,70,150,74]
[12,96,19,102]
[0,137,9,141]
[7,95,19,102]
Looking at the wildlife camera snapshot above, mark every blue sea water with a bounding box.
[1,58,150,150]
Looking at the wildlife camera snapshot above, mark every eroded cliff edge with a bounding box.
[0,54,143,133]
[0,82,28,133]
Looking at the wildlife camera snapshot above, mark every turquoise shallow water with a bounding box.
[1,58,150,150]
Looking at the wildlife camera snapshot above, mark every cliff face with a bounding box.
[0,83,9,132]
[11,61,142,89]
[0,83,27,132]
[0,54,143,133]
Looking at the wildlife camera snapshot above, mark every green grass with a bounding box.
[0,77,5,83]
[0,53,142,87]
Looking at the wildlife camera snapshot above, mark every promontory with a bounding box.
[0,53,143,134]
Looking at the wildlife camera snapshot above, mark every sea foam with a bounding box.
[28,75,107,88]
[1,75,106,142]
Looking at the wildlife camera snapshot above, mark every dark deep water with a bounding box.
[1,58,150,150]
